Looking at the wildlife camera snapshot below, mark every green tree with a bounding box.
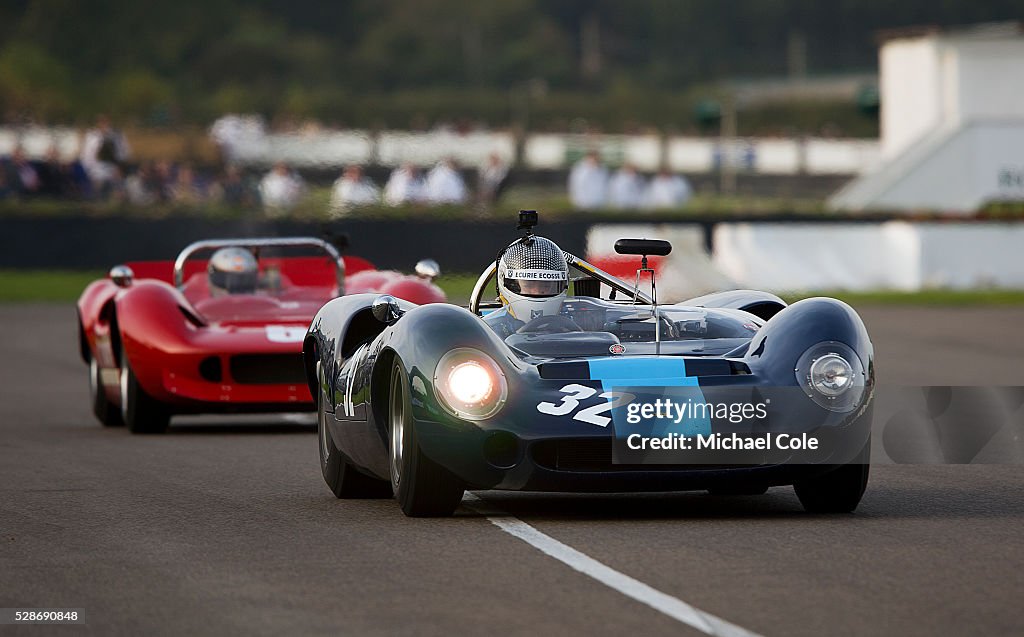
[0,41,74,119]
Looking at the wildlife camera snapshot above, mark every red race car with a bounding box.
[77,237,445,433]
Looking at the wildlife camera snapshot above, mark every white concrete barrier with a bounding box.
[586,224,735,302]
[589,221,1024,295]
[712,221,1024,291]
[917,223,1024,288]
[712,222,920,291]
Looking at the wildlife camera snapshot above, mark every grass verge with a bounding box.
[0,270,105,302]
[782,290,1024,306]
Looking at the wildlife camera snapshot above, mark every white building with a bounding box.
[830,23,1024,212]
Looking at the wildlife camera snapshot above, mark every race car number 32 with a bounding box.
[536,384,635,427]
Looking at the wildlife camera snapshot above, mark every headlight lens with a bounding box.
[809,354,853,396]
[434,348,507,420]
[795,342,866,412]
[448,361,494,404]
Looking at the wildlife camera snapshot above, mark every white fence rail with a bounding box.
[0,126,879,175]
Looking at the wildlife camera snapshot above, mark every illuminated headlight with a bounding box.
[795,342,866,412]
[434,348,507,420]
[448,361,494,404]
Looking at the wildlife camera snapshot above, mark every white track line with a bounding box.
[463,493,762,637]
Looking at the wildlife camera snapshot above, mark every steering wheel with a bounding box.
[517,314,584,334]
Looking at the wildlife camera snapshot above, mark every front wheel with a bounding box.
[89,357,123,427]
[389,361,464,517]
[119,349,170,434]
[318,363,392,498]
[793,438,871,513]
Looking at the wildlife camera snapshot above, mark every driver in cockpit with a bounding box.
[208,246,260,296]
[484,234,572,339]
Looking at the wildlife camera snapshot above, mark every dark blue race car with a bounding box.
[303,214,874,517]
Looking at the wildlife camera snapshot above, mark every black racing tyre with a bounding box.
[317,363,392,499]
[89,357,124,427]
[119,348,170,434]
[794,437,871,513]
[708,484,770,496]
[389,361,465,517]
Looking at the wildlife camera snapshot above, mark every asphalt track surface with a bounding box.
[2,304,1023,636]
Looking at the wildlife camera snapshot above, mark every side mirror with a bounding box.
[614,238,672,257]
[109,265,134,288]
[371,295,404,325]
[614,239,670,309]
[415,258,441,281]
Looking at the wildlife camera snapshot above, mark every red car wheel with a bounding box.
[119,345,170,434]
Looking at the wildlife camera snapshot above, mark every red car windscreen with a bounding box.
[124,255,373,287]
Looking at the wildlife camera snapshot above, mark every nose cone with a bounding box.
[345,270,398,294]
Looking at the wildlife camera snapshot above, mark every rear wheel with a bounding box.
[89,357,123,427]
[119,348,170,434]
[389,361,464,517]
[794,438,871,513]
[317,363,392,499]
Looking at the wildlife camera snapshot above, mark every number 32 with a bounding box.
[536,384,635,427]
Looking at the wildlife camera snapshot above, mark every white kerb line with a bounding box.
[463,493,763,637]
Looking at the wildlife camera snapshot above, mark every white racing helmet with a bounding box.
[497,236,569,320]
[208,247,259,295]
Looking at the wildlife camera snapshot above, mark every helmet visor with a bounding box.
[209,268,259,294]
[503,269,567,298]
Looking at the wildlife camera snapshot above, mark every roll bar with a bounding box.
[468,252,655,315]
[173,237,344,289]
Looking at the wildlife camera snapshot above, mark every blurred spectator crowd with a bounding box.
[267,153,509,217]
[324,155,508,217]
[2,116,694,214]
[0,116,261,208]
[1,116,513,216]
[568,150,693,210]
